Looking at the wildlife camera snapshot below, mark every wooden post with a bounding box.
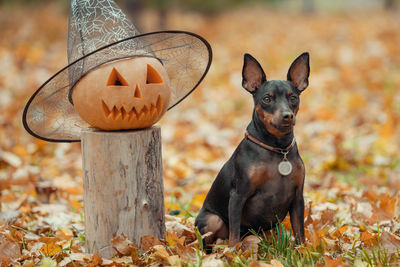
[81,126,165,258]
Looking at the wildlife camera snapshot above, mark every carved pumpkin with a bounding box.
[72,56,171,130]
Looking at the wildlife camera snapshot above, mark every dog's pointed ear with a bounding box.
[287,52,310,92]
[242,53,266,93]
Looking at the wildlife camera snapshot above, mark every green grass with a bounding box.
[254,224,323,267]
[344,234,399,267]
[183,208,400,267]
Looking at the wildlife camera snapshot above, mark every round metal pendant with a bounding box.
[278,160,292,176]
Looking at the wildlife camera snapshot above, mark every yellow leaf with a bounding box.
[165,230,185,247]
[40,243,62,257]
[39,257,57,267]
[330,226,347,239]
[22,260,35,267]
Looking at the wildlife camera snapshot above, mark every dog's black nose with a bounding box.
[282,112,294,121]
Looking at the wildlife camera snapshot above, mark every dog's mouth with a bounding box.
[270,121,294,132]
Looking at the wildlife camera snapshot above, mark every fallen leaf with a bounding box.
[39,257,57,267]
[0,236,21,262]
[40,242,62,257]
[152,245,170,261]
[166,230,186,247]
[140,235,163,252]
[112,234,138,256]
[379,231,400,254]
[165,219,195,237]
[87,253,102,267]
[324,255,344,267]
[55,227,73,239]
[241,235,260,258]
[360,231,377,247]
[22,260,35,267]
[330,225,348,239]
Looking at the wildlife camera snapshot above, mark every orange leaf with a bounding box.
[324,256,344,267]
[330,226,347,239]
[360,231,377,247]
[40,242,62,257]
[140,235,163,253]
[87,253,102,267]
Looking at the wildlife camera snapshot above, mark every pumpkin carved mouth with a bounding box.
[102,95,162,121]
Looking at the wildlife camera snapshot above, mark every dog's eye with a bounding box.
[289,95,298,103]
[262,96,272,104]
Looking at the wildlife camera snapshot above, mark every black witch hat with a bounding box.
[23,0,212,142]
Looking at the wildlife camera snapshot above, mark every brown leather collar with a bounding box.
[245,131,296,154]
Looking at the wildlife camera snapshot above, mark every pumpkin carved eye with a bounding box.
[107,67,129,86]
[146,64,163,84]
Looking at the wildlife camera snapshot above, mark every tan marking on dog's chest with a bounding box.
[248,159,305,189]
[248,164,272,188]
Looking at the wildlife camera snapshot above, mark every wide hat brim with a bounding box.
[23,31,212,142]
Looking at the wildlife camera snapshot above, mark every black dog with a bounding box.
[195,52,310,247]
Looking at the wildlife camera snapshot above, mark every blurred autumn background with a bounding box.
[1,0,400,266]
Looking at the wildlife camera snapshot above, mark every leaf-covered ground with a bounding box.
[1,3,400,266]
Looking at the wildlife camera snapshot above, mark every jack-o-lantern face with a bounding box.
[72,57,171,130]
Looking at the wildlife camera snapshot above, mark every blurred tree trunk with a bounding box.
[158,5,167,30]
[122,0,167,31]
[384,0,396,10]
[123,0,144,31]
[302,0,315,13]
[155,0,168,30]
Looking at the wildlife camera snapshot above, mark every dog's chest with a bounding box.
[241,158,303,226]
[247,154,304,190]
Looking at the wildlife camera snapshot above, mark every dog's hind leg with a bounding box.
[195,210,228,252]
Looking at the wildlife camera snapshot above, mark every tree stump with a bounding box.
[81,126,165,258]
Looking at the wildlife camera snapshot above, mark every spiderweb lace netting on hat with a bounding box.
[23,0,212,142]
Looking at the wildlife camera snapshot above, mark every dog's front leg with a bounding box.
[228,190,247,247]
[289,187,305,244]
